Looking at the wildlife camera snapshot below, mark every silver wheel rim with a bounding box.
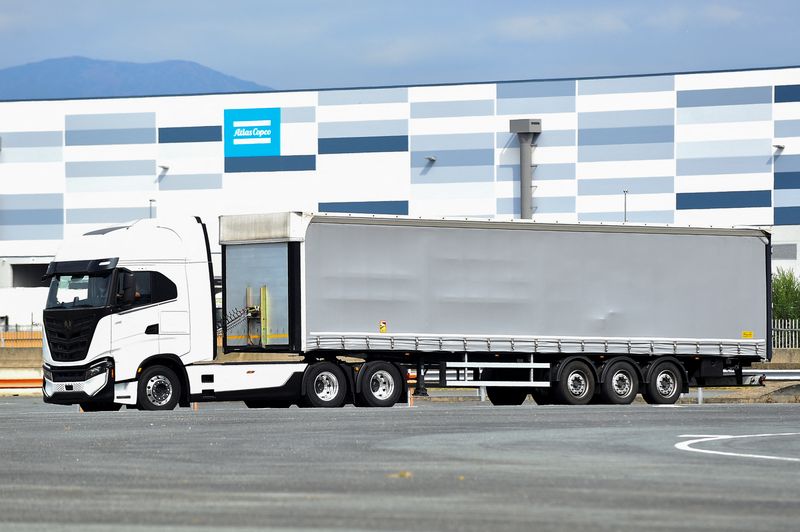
[145,375,173,406]
[656,370,676,398]
[370,370,395,400]
[313,371,339,401]
[567,369,589,399]
[611,369,633,398]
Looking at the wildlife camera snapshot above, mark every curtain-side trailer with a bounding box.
[41,212,769,411]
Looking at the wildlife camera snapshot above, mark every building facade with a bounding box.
[1,65,799,323]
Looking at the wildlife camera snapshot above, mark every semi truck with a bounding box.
[41,212,770,411]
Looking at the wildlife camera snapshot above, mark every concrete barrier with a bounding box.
[772,348,800,364]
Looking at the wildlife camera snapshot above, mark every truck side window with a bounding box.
[119,271,177,308]
[133,272,152,305]
[152,271,178,303]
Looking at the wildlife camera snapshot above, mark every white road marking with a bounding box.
[676,433,800,462]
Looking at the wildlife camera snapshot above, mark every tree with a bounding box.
[772,267,800,320]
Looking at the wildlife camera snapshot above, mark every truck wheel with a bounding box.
[79,402,122,412]
[137,365,181,411]
[357,362,402,407]
[302,362,347,408]
[554,360,595,405]
[530,388,554,405]
[486,387,528,405]
[483,368,528,406]
[599,360,639,405]
[643,361,683,405]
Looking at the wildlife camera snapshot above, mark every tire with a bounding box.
[137,365,181,411]
[530,388,554,405]
[244,400,292,409]
[599,360,639,405]
[302,362,347,408]
[643,360,683,405]
[357,362,402,407]
[553,360,595,406]
[483,369,528,406]
[79,402,122,412]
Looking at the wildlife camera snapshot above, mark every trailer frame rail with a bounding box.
[308,332,766,358]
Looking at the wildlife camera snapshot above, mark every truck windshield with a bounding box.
[45,272,113,309]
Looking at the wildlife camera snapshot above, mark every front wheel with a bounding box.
[643,361,683,405]
[137,365,181,411]
[357,362,402,407]
[302,362,347,408]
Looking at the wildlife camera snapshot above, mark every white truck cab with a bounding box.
[42,217,215,410]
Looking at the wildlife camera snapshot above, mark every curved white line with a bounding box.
[675,433,800,462]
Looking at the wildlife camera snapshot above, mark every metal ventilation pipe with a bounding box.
[509,119,542,219]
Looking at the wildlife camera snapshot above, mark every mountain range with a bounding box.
[0,57,271,100]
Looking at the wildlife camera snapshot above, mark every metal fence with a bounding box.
[5,322,800,350]
[772,319,800,349]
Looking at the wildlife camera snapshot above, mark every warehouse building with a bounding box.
[1,64,799,324]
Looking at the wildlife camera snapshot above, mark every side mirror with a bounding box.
[121,272,136,305]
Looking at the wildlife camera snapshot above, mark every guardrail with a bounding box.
[742,369,800,381]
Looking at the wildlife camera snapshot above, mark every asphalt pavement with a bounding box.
[0,398,798,531]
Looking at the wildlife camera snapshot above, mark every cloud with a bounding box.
[703,4,744,24]
[493,9,630,41]
[644,3,744,30]
[363,39,441,66]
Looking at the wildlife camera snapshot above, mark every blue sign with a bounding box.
[224,107,281,157]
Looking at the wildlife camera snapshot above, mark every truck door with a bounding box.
[112,271,159,363]
[112,270,187,361]
[156,267,190,357]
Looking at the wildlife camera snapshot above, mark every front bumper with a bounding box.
[42,359,115,405]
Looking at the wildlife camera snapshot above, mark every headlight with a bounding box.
[85,361,110,380]
[42,367,53,381]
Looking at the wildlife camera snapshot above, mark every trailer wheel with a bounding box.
[599,360,639,405]
[357,362,402,407]
[137,365,181,411]
[483,369,528,406]
[643,361,683,405]
[553,360,595,406]
[79,402,122,412]
[530,388,554,405]
[302,362,347,408]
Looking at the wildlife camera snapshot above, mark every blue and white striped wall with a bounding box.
[2,65,800,258]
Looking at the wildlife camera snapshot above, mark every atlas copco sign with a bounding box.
[224,107,281,157]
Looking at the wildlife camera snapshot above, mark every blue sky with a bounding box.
[1,0,800,89]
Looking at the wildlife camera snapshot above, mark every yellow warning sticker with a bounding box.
[379,320,387,333]
[741,330,754,339]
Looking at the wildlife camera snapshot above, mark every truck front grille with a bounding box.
[43,311,103,362]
